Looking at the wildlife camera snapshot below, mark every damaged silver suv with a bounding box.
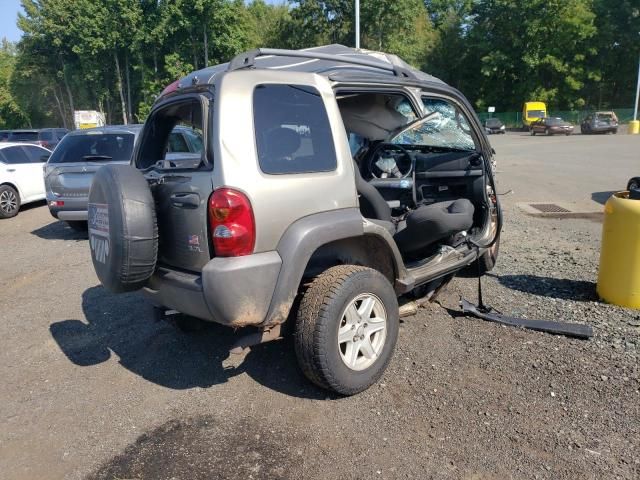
[88,45,501,395]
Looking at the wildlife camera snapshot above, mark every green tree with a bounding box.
[584,0,640,109]
[361,0,436,66]
[246,0,292,48]
[0,40,30,128]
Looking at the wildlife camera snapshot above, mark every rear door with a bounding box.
[0,146,39,199]
[135,95,212,272]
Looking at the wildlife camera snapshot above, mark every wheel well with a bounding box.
[0,182,20,197]
[303,235,396,284]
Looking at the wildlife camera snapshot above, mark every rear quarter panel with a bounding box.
[213,70,359,253]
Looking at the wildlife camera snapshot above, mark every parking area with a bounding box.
[1,132,639,479]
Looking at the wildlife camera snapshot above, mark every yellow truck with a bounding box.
[522,102,547,128]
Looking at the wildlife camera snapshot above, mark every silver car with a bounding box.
[44,124,202,229]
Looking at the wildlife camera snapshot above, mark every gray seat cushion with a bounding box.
[393,199,474,255]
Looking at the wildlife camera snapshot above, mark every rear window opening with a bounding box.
[137,99,205,170]
[48,133,135,163]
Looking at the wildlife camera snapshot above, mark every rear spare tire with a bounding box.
[88,164,158,293]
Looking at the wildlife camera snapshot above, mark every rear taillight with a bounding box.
[49,200,64,207]
[208,188,255,257]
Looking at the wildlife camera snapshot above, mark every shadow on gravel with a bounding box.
[88,415,304,480]
[31,220,88,241]
[591,191,617,205]
[497,274,597,301]
[49,286,327,399]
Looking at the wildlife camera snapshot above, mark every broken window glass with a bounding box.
[390,98,476,151]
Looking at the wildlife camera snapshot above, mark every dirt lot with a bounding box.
[1,132,639,479]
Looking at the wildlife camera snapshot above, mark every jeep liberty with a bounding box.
[88,45,502,395]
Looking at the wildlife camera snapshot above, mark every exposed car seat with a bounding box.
[353,160,474,256]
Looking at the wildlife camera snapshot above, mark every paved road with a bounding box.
[489,131,639,210]
[1,134,639,479]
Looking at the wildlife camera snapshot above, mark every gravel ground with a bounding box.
[1,133,639,479]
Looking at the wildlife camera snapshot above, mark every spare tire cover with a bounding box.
[88,164,158,293]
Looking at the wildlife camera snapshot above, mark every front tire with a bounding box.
[294,265,399,395]
[0,185,20,219]
[477,235,500,275]
[628,177,640,192]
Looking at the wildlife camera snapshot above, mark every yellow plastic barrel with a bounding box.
[629,121,640,135]
[597,192,640,309]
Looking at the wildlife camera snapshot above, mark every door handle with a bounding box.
[6,169,15,172]
[170,192,200,208]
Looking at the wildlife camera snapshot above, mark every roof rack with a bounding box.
[227,48,415,79]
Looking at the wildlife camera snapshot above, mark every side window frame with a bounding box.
[418,95,479,151]
[418,92,484,153]
[134,93,210,171]
[21,145,48,163]
[3,146,30,165]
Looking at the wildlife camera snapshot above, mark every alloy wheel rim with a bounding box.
[0,190,17,214]
[337,293,387,371]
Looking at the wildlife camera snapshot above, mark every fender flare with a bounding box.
[262,209,414,326]
[263,208,363,326]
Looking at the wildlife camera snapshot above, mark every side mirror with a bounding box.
[40,154,51,163]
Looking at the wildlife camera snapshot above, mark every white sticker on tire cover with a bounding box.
[88,203,110,263]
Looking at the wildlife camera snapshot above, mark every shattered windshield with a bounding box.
[390,98,476,151]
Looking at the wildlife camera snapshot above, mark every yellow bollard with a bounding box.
[597,192,640,309]
[629,120,640,134]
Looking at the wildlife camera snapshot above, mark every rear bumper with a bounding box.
[585,125,617,133]
[47,194,88,220]
[143,251,282,327]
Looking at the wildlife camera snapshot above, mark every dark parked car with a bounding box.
[581,111,618,135]
[530,117,574,136]
[44,124,202,228]
[7,128,68,149]
[485,118,505,134]
[38,128,69,149]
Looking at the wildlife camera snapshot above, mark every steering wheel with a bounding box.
[368,143,415,179]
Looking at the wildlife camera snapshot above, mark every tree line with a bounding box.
[0,0,637,129]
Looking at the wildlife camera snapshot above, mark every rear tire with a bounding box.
[0,185,20,219]
[628,178,640,192]
[294,265,399,395]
